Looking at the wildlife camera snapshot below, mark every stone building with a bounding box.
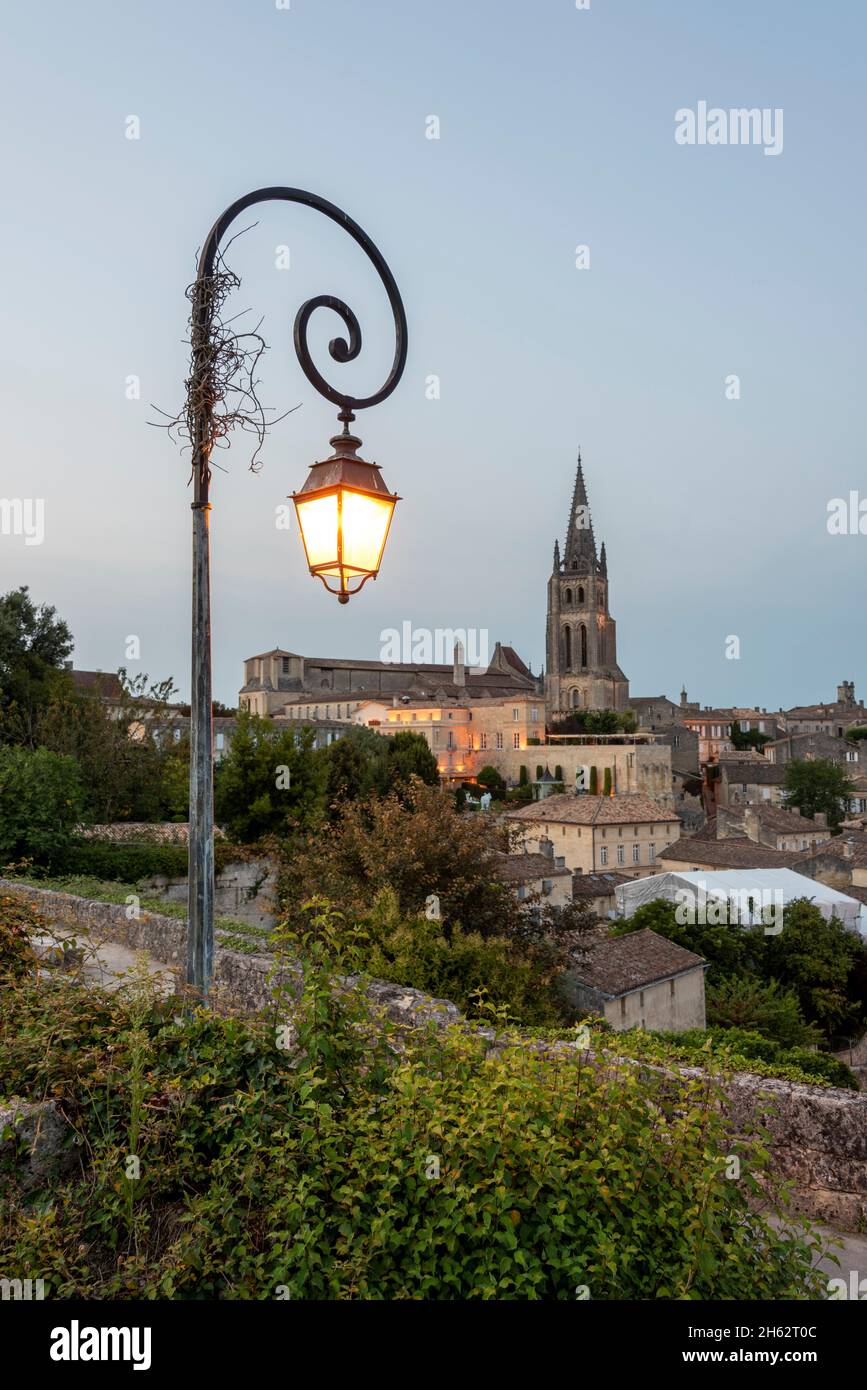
[506,793,680,877]
[545,453,629,718]
[779,683,867,737]
[240,641,538,718]
[562,928,707,1032]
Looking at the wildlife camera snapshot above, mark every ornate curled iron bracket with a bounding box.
[192,187,407,498]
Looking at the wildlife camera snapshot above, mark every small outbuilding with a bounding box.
[563,928,707,1033]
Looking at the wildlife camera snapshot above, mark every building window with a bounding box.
[580,623,588,668]
[565,588,572,605]
[600,847,608,865]
[564,626,572,668]
[513,732,520,749]
[281,657,289,673]
[512,708,519,721]
[468,734,474,750]
[531,706,538,721]
[617,845,625,865]
[578,586,584,604]
[632,844,640,863]
[648,843,655,861]
[847,750,858,762]
[447,731,453,749]
[481,733,487,750]
[496,732,503,749]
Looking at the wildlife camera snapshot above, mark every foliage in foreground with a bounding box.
[0,899,827,1301]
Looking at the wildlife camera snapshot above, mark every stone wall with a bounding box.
[141,858,278,930]
[6,878,867,1231]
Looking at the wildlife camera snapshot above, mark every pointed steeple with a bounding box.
[553,538,560,572]
[563,449,597,573]
[599,541,607,577]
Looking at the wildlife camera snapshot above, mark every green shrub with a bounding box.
[43,838,245,881]
[0,923,826,1300]
[0,745,85,866]
[361,891,563,1025]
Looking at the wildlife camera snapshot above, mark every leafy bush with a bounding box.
[477,765,506,793]
[361,890,564,1024]
[0,910,826,1300]
[0,745,85,866]
[706,976,820,1048]
[618,1026,857,1090]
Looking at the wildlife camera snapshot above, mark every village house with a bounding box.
[492,849,573,908]
[716,803,834,854]
[714,756,787,809]
[570,870,630,920]
[505,793,681,877]
[656,835,803,873]
[561,928,707,1032]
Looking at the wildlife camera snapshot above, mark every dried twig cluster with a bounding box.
[152,227,298,482]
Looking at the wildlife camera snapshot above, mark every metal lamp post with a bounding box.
[186,187,407,997]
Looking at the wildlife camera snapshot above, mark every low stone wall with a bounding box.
[141,857,278,930]
[6,878,867,1230]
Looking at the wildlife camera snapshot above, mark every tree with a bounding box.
[706,976,819,1048]
[0,587,73,746]
[285,779,534,944]
[36,673,180,823]
[385,731,439,790]
[589,766,598,795]
[602,767,612,796]
[0,745,85,864]
[584,709,619,735]
[760,898,863,1036]
[477,765,506,793]
[215,711,327,841]
[847,727,867,743]
[613,897,750,982]
[783,758,856,831]
[730,720,771,752]
[325,726,388,808]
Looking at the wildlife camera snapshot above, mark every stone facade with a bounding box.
[545,454,629,719]
[506,793,681,877]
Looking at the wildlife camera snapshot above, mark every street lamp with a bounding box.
[292,413,399,604]
[185,187,407,997]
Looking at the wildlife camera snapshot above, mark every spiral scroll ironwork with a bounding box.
[196,186,407,422]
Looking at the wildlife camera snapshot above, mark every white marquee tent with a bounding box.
[615,868,866,937]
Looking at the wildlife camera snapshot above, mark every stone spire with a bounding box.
[599,541,607,577]
[563,450,597,573]
[553,538,560,571]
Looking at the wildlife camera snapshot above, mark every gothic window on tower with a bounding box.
[565,588,572,605]
[578,586,584,604]
[564,626,572,669]
[580,624,588,668]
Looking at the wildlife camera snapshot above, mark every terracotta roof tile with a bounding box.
[570,928,706,996]
[505,794,679,827]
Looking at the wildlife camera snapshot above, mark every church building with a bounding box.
[545,453,629,718]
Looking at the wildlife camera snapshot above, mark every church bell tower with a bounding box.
[545,452,629,719]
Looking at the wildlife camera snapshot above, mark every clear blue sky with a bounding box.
[1,0,864,709]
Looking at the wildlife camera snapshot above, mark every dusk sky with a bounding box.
[2,0,864,708]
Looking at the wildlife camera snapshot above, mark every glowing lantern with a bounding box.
[292,420,399,604]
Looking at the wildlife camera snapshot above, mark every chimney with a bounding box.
[453,640,465,687]
[842,836,855,860]
[392,695,398,707]
[814,811,827,828]
[539,836,554,859]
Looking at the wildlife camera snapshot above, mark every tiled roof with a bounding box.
[493,852,571,883]
[71,669,124,699]
[505,794,679,826]
[746,804,828,834]
[571,871,630,898]
[793,831,867,869]
[719,760,786,785]
[659,837,803,868]
[570,928,706,996]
